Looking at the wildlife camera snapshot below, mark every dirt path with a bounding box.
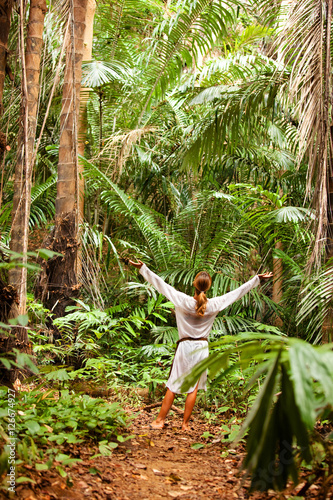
[4,408,330,499]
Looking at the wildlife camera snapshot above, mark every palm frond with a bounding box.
[297,265,333,343]
[136,0,237,124]
[81,60,128,87]
[272,0,330,266]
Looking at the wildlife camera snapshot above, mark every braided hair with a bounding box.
[193,271,212,316]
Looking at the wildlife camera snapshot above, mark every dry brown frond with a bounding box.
[98,126,157,181]
[273,0,332,268]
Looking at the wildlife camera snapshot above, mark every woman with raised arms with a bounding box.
[129,259,272,431]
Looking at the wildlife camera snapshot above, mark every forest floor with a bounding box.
[2,405,331,500]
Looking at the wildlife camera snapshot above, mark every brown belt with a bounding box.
[168,337,208,378]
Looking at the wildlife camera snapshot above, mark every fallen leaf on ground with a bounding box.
[168,491,186,498]
[131,462,147,469]
[168,473,182,482]
[153,468,165,476]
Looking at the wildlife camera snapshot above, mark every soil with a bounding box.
[2,408,332,500]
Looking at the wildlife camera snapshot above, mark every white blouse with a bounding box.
[139,264,260,393]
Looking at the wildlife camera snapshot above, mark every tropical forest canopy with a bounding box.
[0,0,333,496]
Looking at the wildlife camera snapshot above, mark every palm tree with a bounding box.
[180,0,333,268]
[273,0,333,268]
[35,0,89,321]
[9,0,47,320]
[78,0,96,223]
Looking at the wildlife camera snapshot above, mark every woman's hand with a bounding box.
[258,272,273,282]
[128,259,143,269]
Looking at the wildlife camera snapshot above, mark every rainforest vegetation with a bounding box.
[0,0,332,498]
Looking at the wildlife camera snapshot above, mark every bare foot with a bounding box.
[181,423,189,431]
[150,420,164,429]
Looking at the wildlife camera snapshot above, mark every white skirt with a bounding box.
[166,340,209,394]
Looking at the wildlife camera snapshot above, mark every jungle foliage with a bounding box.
[0,0,333,495]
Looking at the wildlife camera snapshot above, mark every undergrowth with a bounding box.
[0,384,130,490]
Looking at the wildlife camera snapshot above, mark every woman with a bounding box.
[129,259,272,430]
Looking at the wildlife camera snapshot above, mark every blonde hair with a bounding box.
[193,271,212,317]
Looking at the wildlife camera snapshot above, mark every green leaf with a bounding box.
[17,315,29,326]
[37,248,63,260]
[55,453,70,462]
[0,357,11,369]
[98,442,118,456]
[280,364,311,463]
[16,477,36,484]
[25,420,41,435]
[289,341,317,427]
[56,465,67,478]
[89,467,101,475]
[117,434,135,443]
[14,351,39,374]
[45,369,70,381]
[201,431,214,439]
[238,351,281,471]
[108,442,118,448]
[191,443,205,450]
[35,463,49,471]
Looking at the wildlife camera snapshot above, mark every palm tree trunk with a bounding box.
[56,1,87,217]
[78,0,96,222]
[272,240,283,327]
[9,0,47,322]
[322,0,333,343]
[76,0,96,278]
[35,0,88,324]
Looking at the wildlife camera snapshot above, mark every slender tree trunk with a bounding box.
[93,88,103,226]
[56,1,87,217]
[9,0,47,321]
[0,0,13,158]
[0,0,17,384]
[76,0,96,279]
[322,0,333,343]
[78,0,96,222]
[0,0,13,111]
[325,0,333,263]
[35,0,88,325]
[272,240,283,327]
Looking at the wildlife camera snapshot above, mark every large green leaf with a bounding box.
[240,350,281,472]
[289,340,333,427]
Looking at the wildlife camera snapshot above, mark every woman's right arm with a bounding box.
[128,260,186,307]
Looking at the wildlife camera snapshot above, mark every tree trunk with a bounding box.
[35,0,88,327]
[78,0,96,222]
[322,0,333,343]
[76,0,96,278]
[56,0,88,217]
[9,0,47,321]
[0,0,13,158]
[272,240,283,327]
[0,0,13,112]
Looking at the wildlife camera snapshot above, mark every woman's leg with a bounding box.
[182,383,199,430]
[150,388,175,429]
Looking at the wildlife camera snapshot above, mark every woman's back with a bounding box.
[139,263,259,339]
[174,297,217,340]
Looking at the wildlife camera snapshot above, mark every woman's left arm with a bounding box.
[209,272,272,313]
